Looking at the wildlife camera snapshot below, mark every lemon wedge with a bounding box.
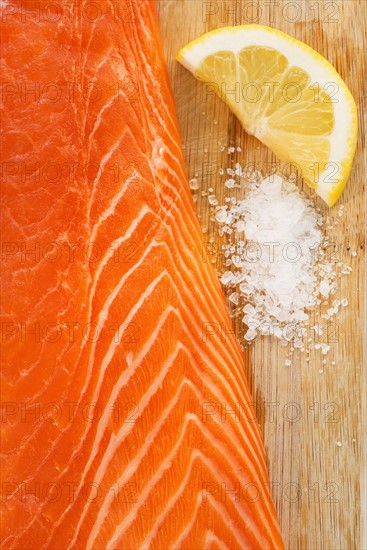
[177,25,357,206]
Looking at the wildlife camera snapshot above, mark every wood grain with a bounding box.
[157,1,366,549]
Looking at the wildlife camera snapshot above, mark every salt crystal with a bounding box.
[285,359,292,366]
[244,328,257,341]
[220,271,233,285]
[319,280,330,297]
[189,178,200,190]
[352,251,357,257]
[236,220,246,232]
[336,441,342,447]
[240,283,252,296]
[215,209,228,223]
[321,344,330,355]
[294,311,309,321]
[229,292,239,305]
[341,298,348,306]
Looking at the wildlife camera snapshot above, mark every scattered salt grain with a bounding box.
[189,178,200,190]
[215,209,228,223]
[319,280,330,297]
[220,271,233,285]
[321,344,330,355]
[341,298,348,307]
[284,359,292,367]
[244,328,257,341]
[336,441,342,447]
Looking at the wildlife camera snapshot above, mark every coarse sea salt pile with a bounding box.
[193,152,353,357]
[218,173,328,342]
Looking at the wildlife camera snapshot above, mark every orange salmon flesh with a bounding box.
[1,1,284,548]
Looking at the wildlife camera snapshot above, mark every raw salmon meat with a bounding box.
[1,1,284,548]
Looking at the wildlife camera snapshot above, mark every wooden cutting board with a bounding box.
[157,1,366,549]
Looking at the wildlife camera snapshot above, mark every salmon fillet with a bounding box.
[1,1,284,548]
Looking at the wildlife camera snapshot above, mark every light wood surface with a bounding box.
[157,1,366,549]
